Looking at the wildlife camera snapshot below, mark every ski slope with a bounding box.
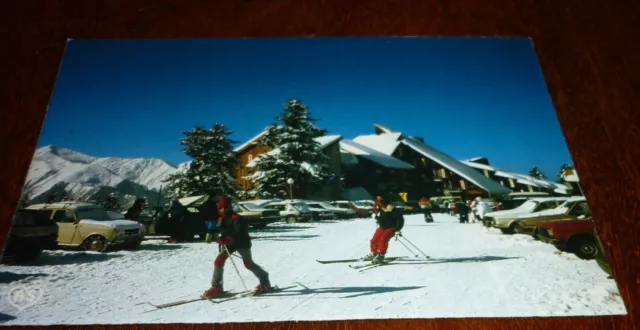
[0,213,626,325]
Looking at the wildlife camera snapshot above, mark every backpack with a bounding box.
[395,209,405,231]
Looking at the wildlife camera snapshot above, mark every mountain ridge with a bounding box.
[24,145,188,206]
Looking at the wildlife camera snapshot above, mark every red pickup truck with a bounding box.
[535,217,598,260]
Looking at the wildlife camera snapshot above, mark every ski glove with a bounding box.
[394,231,402,237]
[217,236,234,246]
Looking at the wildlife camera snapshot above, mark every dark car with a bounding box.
[594,228,612,277]
[1,209,59,263]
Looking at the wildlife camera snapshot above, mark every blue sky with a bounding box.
[39,37,572,179]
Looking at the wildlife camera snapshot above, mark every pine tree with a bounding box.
[529,166,547,180]
[245,99,333,199]
[166,123,239,198]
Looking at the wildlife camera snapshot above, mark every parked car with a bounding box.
[262,201,313,223]
[26,201,144,252]
[1,209,59,263]
[514,198,590,236]
[154,195,212,241]
[535,216,598,259]
[593,228,612,277]
[482,197,569,233]
[500,198,529,211]
[235,201,281,229]
[305,201,355,219]
[331,200,372,217]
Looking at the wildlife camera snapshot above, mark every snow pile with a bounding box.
[0,214,625,325]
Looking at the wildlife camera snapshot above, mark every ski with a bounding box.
[213,285,298,303]
[316,256,408,264]
[148,290,250,309]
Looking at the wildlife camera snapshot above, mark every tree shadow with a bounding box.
[257,284,425,299]
[0,271,48,284]
[0,313,16,323]
[19,252,123,266]
[252,234,320,242]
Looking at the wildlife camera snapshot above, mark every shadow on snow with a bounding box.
[252,234,320,242]
[261,283,425,299]
[0,271,48,284]
[14,251,124,266]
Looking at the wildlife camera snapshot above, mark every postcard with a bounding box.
[0,37,626,325]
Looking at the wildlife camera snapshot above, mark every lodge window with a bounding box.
[500,180,505,186]
[484,170,489,177]
[509,178,515,188]
[460,180,466,190]
[421,158,427,167]
[248,154,253,162]
[440,169,447,178]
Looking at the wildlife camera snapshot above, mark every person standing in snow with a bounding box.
[125,197,146,221]
[457,199,470,223]
[418,196,434,223]
[364,199,405,264]
[469,199,478,223]
[202,195,273,298]
[475,197,489,221]
[198,194,219,244]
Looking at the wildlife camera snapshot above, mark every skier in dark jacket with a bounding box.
[125,197,146,221]
[202,195,273,298]
[364,200,405,264]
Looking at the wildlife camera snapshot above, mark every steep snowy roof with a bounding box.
[339,140,414,169]
[494,171,518,179]
[234,129,269,153]
[246,136,340,168]
[401,137,511,195]
[461,161,496,172]
[466,157,485,162]
[352,133,402,156]
[315,135,343,149]
[373,124,399,134]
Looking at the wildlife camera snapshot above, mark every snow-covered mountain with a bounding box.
[23,145,185,203]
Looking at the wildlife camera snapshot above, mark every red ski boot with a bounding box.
[202,286,225,298]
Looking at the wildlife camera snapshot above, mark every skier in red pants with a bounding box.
[202,195,273,298]
[364,201,405,264]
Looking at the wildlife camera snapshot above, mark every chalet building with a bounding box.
[235,130,344,200]
[350,124,511,200]
[339,139,415,199]
[462,157,573,196]
[233,129,271,192]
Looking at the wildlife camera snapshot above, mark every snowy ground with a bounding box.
[0,213,627,325]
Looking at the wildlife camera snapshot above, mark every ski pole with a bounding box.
[395,235,418,258]
[400,236,431,259]
[222,244,249,292]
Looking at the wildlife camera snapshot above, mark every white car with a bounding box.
[262,200,314,223]
[483,197,569,233]
[514,196,587,219]
[306,201,355,219]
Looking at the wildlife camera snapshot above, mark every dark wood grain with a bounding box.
[1,0,639,329]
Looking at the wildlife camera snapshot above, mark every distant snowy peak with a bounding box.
[36,145,98,164]
[26,145,184,199]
